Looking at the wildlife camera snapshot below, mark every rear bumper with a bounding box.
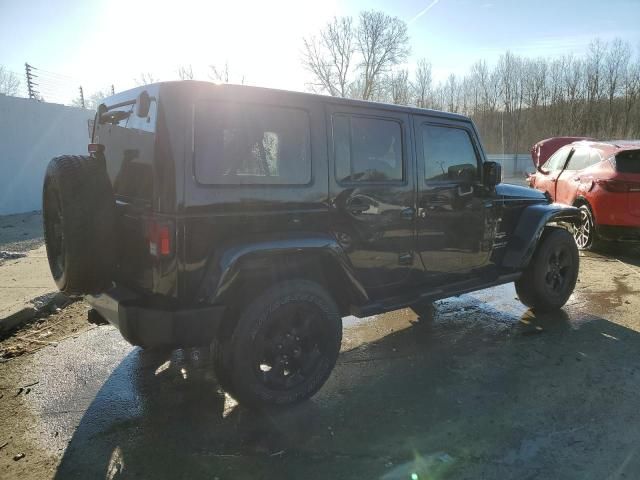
[597,225,640,243]
[86,286,225,348]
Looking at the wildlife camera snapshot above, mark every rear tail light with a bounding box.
[596,179,640,193]
[147,220,173,257]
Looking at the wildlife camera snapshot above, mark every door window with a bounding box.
[565,147,593,170]
[333,114,403,183]
[543,146,571,171]
[421,124,479,182]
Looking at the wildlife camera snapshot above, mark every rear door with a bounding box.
[327,104,419,297]
[414,118,498,282]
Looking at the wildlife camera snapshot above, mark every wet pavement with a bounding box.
[1,248,640,479]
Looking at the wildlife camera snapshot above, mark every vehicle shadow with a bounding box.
[54,305,640,479]
[589,241,640,265]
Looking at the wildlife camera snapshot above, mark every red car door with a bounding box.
[556,146,591,205]
[534,146,573,200]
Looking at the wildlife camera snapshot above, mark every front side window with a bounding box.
[422,124,479,182]
[333,114,403,183]
[543,146,571,172]
[194,102,311,185]
[566,147,592,170]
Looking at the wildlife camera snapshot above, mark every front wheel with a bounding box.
[574,205,597,250]
[214,280,342,408]
[515,228,579,313]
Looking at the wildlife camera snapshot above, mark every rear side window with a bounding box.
[194,102,311,185]
[614,150,640,173]
[333,114,403,183]
[422,124,478,182]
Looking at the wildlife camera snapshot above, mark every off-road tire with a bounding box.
[214,280,342,408]
[515,228,579,313]
[43,155,116,295]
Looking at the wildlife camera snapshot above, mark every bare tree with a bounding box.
[177,65,194,80]
[604,38,631,133]
[210,62,230,83]
[388,69,410,105]
[444,74,460,112]
[209,62,246,84]
[71,88,112,110]
[356,11,410,100]
[0,66,21,96]
[135,72,158,86]
[412,58,432,108]
[302,17,355,97]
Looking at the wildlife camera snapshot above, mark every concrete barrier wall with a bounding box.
[486,154,534,177]
[0,95,94,215]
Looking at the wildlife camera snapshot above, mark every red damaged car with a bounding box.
[528,138,640,250]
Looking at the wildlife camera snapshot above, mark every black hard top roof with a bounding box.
[103,80,472,123]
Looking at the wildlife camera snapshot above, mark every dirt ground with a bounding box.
[1,242,639,480]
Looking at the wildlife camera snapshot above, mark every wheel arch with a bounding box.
[573,195,596,222]
[502,203,580,269]
[201,233,368,317]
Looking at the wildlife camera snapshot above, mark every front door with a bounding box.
[555,146,596,205]
[414,118,497,283]
[327,105,419,298]
[535,145,573,200]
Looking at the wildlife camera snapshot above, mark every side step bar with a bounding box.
[351,272,522,318]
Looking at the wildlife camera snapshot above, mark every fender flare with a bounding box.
[502,203,580,269]
[197,232,368,309]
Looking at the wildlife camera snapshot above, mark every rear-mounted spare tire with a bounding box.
[43,155,116,295]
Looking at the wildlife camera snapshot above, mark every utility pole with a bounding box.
[25,63,39,100]
[111,84,115,95]
[79,86,85,108]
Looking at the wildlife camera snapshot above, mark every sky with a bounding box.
[1,0,640,102]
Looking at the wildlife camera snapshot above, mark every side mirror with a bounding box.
[483,161,502,189]
[536,163,549,175]
[135,90,151,118]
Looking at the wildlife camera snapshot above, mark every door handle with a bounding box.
[400,207,415,220]
[346,200,370,214]
[457,184,474,197]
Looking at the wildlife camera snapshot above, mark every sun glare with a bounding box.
[90,0,339,91]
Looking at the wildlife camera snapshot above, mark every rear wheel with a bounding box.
[214,280,342,408]
[515,228,579,313]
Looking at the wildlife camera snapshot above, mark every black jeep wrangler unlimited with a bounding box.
[43,81,580,408]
